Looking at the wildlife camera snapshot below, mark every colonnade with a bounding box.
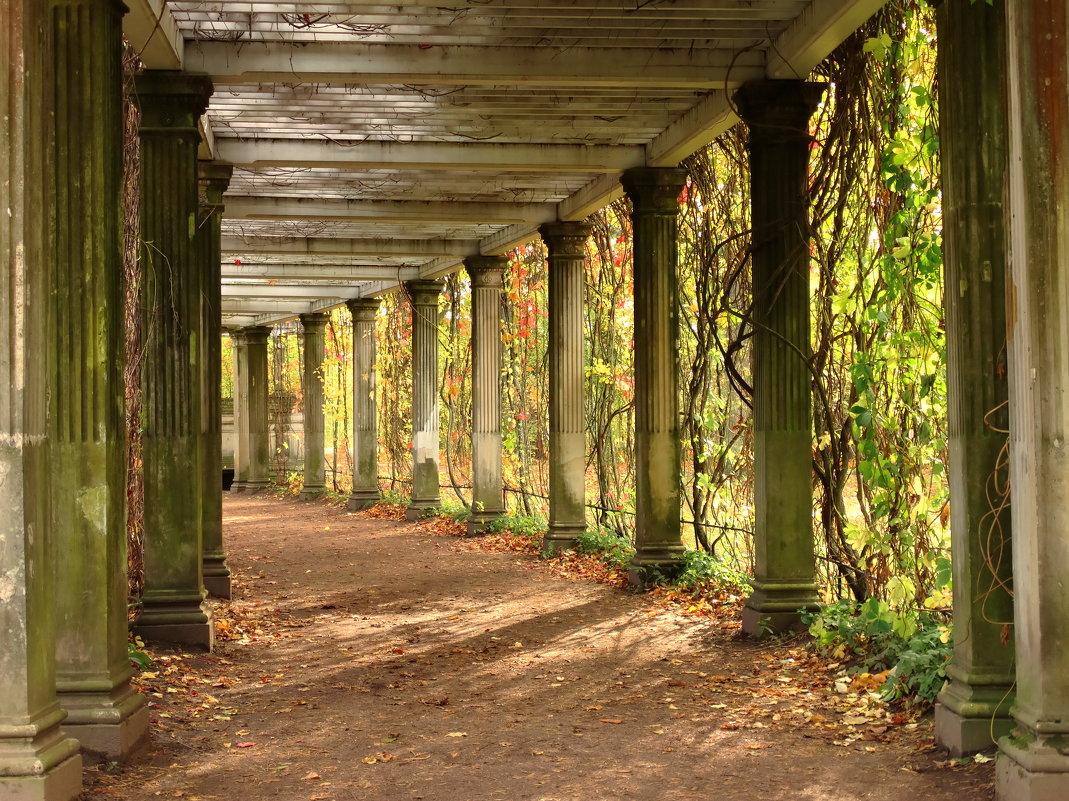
[2,1,1068,800]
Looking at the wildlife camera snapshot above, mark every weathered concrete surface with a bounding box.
[241,326,272,493]
[996,2,1069,798]
[621,167,689,584]
[230,330,249,492]
[933,0,1014,757]
[133,71,214,651]
[347,299,382,511]
[404,281,444,521]
[540,222,593,555]
[0,1,83,796]
[299,313,329,499]
[199,163,234,600]
[464,257,507,535]
[735,80,824,636]
[50,0,151,761]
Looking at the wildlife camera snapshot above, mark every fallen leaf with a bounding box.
[235,742,256,748]
[301,772,321,781]
[599,719,623,725]
[445,732,468,737]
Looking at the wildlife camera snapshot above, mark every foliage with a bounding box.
[802,599,951,705]
[485,514,545,541]
[128,637,153,671]
[674,549,752,594]
[573,528,636,569]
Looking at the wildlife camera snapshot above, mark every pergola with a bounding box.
[1,2,1065,801]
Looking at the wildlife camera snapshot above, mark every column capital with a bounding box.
[135,71,213,133]
[734,80,827,143]
[540,221,593,256]
[299,312,330,333]
[404,279,444,307]
[621,167,689,215]
[198,161,233,210]
[240,325,271,345]
[463,255,507,288]
[346,297,381,321]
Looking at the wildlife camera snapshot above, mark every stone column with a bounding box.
[996,3,1069,798]
[540,222,592,554]
[242,325,272,492]
[735,80,824,637]
[347,299,382,510]
[230,330,249,492]
[464,257,507,534]
[0,0,84,796]
[198,163,233,599]
[621,168,688,584]
[299,312,329,498]
[932,0,1015,757]
[132,71,215,650]
[405,280,444,520]
[49,0,149,761]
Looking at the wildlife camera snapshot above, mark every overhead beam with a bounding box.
[646,92,736,167]
[223,264,421,281]
[222,285,351,299]
[123,0,183,69]
[224,197,558,225]
[221,235,479,258]
[767,0,889,79]
[557,173,625,221]
[185,41,767,89]
[216,139,644,172]
[479,224,541,257]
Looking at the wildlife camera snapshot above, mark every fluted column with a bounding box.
[621,168,688,583]
[540,222,592,554]
[242,325,272,492]
[735,80,824,637]
[49,0,149,761]
[996,3,1069,798]
[132,71,214,650]
[0,0,84,796]
[348,299,382,510]
[464,256,507,534]
[405,281,444,520]
[230,330,249,492]
[933,0,1014,757]
[198,163,233,599]
[299,312,329,498]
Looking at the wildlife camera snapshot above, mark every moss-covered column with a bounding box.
[299,312,329,498]
[242,326,272,492]
[996,2,1069,797]
[621,168,688,584]
[198,163,233,599]
[735,80,824,636]
[464,257,507,534]
[49,0,149,761]
[347,299,382,510]
[405,281,444,520]
[932,0,1015,757]
[230,330,249,492]
[0,0,84,796]
[132,71,215,650]
[540,222,592,554]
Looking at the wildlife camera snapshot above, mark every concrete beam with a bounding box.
[767,0,890,79]
[557,173,626,221]
[479,224,541,257]
[123,0,183,69]
[185,41,767,89]
[221,235,480,258]
[224,196,558,224]
[222,285,350,299]
[216,139,644,173]
[222,264,420,281]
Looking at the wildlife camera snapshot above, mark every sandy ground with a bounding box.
[82,494,995,801]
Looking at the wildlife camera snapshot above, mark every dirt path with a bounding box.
[85,495,995,800]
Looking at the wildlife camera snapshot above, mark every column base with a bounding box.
[229,481,246,494]
[134,596,214,650]
[61,691,150,763]
[935,673,1015,756]
[741,580,820,637]
[465,509,504,537]
[627,546,685,587]
[347,490,381,512]
[240,479,271,494]
[406,499,441,522]
[997,730,1069,801]
[202,574,232,600]
[202,554,232,600]
[299,484,326,500]
[0,754,83,801]
[542,524,585,556]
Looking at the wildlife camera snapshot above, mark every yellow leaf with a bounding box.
[446,732,468,737]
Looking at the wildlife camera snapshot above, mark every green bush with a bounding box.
[674,548,751,593]
[801,598,951,705]
[486,514,545,539]
[573,528,635,568]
